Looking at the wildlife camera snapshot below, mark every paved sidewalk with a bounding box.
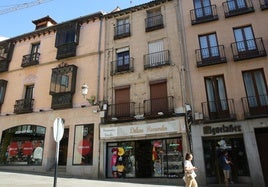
[0,171,180,187]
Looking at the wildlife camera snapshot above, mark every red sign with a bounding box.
[22,141,33,155]
[8,142,18,156]
[77,140,91,156]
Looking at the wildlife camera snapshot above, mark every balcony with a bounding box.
[21,52,40,67]
[223,0,254,18]
[144,96,174,118]
[231,38,267,61]
[110,57,134,75]
[201,99,236,122]
[242,95,268,119]
[190,5,218,25]
[14,99,34,114]
[260,0,268,10]
[196,45,227,67]
[114,23,131,40]
[106,102,135,123]
[56,42,77,60]
[144,50,170,69]
[145,14,164,32]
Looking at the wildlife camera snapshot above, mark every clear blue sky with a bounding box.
[0,0,151,39]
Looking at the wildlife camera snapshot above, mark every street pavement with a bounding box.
[0,171,181,187]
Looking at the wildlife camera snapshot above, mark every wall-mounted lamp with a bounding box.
[81,83,89,98]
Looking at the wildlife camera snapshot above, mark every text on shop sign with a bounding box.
[203,124,242,135]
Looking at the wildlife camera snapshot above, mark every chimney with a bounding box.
[32,16,57,30]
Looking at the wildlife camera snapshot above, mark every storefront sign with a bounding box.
[203,124,242,135]
[100,118,185,139]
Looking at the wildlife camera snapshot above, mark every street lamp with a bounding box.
[81,83,88,98]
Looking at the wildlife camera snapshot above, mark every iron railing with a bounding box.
[14,98,34,114]
[241,95,268,118]
[231,38,266,61]
[21,52,40,67]
[144,50,170,69]
[114,23,131,40]
[144,96,174,117]
[222,0,254,18]
[201,99,236,122]
[196,45,227,67]
[190,5,218,25]
[106,102,135,122]
[145,14,164,32]
[110,57,134,75]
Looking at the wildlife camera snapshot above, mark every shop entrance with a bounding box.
[202,135,250,184]
[135,140,153,178]
[255,128,268,186]
[58,128,69,165]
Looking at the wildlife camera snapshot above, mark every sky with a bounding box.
[0,0,151,39]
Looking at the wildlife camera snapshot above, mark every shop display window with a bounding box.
[203,135,250,183]
[0,125,46,165]
[106,137,183,178]
[73,124,94,165]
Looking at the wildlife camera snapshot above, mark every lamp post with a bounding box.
[81,83,88,98]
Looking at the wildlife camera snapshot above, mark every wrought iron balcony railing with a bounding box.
[110,57,134,75]
[51,92,73,110]
[259,0,268,10]
[201,99,236,122]
[144,50,170,69]
[223,0,254,18]
[231,38,267,61]
[114,23,131,40]
[14,98,34,114]
[21,52,40,67]
[242,95,268,118]
[56,42,77,60]
[106,102,135,123]
[190,5,218,25]
[145,14,164,32]
[196,45,227,67]
[144,96,174,118]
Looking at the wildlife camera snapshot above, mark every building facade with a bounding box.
[180,0,268,186]
[99,0,191,185]
[0,13,105,178]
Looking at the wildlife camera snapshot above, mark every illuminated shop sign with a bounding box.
[203,124,242,135]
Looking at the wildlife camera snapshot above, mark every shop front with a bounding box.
[99,117,188,185]
[191,120,267,187]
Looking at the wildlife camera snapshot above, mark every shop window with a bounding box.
[203,136,250,184]
[0,125,46,165]
[73,124,94,165]
[106,137,183,179]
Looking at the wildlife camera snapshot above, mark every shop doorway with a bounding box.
[58,128,69,165]
[135,140,153,178]
[255,128,268,186]
[202,135,250,184]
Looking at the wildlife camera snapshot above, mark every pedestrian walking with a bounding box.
[184,153,198,187]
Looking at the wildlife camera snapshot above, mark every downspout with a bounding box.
[97,17,103,102]
[175,0,194,152]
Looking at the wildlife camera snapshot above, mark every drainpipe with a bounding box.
[175,0,194,153]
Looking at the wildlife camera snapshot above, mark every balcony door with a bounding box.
[116,49,130,72]
[227,0,246,11]
[148,40,164,67]
[150,81,168,115]
[115,87,130,118]
[234,26,256,53]
[243,69,268,115]
[205,75,229,119]
[194,0,212,18]
[199,33,219,59]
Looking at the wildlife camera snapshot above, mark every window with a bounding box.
[116,49,130,72]
[199,33,219,59]
[194,0,212,18]
[205,75,229,119]
[0,80,7,104]
[233,25,256,52]
[55,23,79,46]
[115,87,130,117]
[0,125,46,165]
[115,18,130,37]
[227,0,246,11]
[145,8,163,31]
[148,40,164,67]
[50,64,77,94]
[73,124,94,165]
[243,69,268,108]
[150,81,168,115]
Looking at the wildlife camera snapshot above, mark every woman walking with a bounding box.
[184,153,198,187]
